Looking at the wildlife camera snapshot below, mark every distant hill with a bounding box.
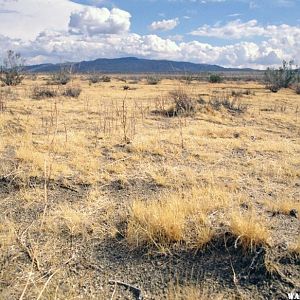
[25,57,255,73]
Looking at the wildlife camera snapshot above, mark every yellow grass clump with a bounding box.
[229,210,270,251]
[167,283,230,300]
[126,186,229,251]
[289,238,300,256]
[263,198,300,218]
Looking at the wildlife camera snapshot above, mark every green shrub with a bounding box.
[209,74,223,83]
[0,50,24,86]
[264,60,298,92]
[147,76,160,85]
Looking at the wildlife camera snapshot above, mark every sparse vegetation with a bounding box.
[167,284,229,300]
[169,88,197,115]
[102,75,111,82]
[62,86,82,98]
[147,76,161,85]
[0,75,299,299]
[49,65,73,85]
[32,85,58,99]
[209,74,223,83]
[264,60,298,92]
[88,72,102,84]
[229,210,270,251]
[209,94,247,113]
[294,84,300,95]
[125,188,224,252]
[0,50,24,86]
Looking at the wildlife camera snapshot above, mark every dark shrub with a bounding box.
[62,86,82,98]
[209,95,247,114]
[209,74,223,83]
[88,73,101,84]
[264,60,298,92]
[147,76,160,85]
[169,89,197,115]
[32,86,58,99]
[0,50,24,86]
[102,75,111,82]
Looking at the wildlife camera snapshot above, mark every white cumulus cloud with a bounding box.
[149,18,179,31]
[69,7,131,35]
[190,19,265,39]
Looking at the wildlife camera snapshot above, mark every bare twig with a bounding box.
[110,281,117,300]
[36,254,75,300]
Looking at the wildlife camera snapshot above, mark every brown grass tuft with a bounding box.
[167,283,229,300]
[229,210,270,251]
[125,187,229,252]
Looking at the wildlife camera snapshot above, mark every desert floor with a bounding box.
[0,76,299,299]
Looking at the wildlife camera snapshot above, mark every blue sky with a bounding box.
[71,0,300,40]
[0,0,299,68]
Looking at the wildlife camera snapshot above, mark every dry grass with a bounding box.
[263,198,300,217]
[229,210,270,251]
[167,283,231,300]
[0,76,299,298]
[0,219,16,253]
[126,186,229,251]
[289,238,300,256]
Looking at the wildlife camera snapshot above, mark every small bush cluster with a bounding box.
[32,86,58,99]
[231,89,253,97]
[209,74,223,83]
[49,66,73,85]
[147,76,161,85]
[88,74,111,84]
[0,50,24,86]
[209,96,247,113]
[264,60,299,93]
[102,75,111,82]
[62,86,82,98]
[32,85,81,99]
[169,89,197,115]
[88,73,102,84]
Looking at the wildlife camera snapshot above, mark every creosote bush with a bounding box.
[88,73,102,84]
[102,75,111,82]
[209,74,223,83]
[209,94,247,113]
[88,74,111,84]
[62,86,82,98]
[264,60,299,93]
[0,50,24,86]
[147,76,161,85]
[169,88,197,115]
[32,85,58,99]
[49,66,72,85]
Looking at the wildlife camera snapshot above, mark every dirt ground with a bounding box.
[0,75,299,299]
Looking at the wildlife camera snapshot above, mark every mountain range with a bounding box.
[25,57,255,73]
